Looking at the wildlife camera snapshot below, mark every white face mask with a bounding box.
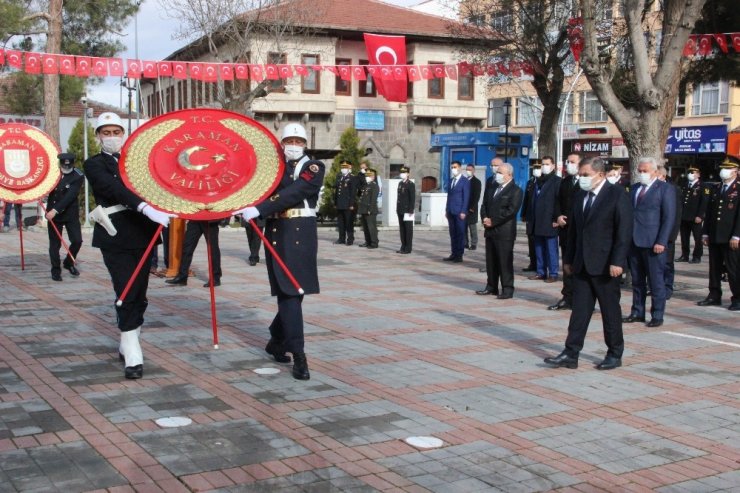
[606,175,620,184]
[100,136,123,154]
[451,167,460,177]
[542,164,553,175]
[60,165,73,174]
[566,162,579,176]
[360,168,366,174]
[399,173,408,180]
[365,176,373,184]
[491,166,498,174]
[465,170,473,177]
[639,172,652,185]
[495,173,505,184]
[284,145,304,161]
[533,169,542,178]
[719,168,734,181]
[687,173,696,182]
[579,175,594,191]
[340,168,350,176]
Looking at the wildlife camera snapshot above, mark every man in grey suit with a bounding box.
[544,157,632,370]
[623,157,676,327]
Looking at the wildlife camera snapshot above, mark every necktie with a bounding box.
[451,178,457,189]
[636,185,647,205]
[584,192,595,218]
[722,184,729,196]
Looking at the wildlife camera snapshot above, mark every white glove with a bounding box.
[140,204,176,227]
[235,206,260,222]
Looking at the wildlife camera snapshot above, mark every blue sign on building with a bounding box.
[354,110,385,131]
[665,125,727,154]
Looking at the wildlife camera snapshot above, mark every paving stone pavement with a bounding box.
[0,225,738,492]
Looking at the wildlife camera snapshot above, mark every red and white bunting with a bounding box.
[42,54,58,74]
[93,58,109,77]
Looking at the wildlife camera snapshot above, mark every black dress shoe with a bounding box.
[548,299,571,311]
[346,240,353,246]
[265,339,291,363]
[697,298,721,306]
[470,245,477,251]
[396,249,405,254]
[522,265,536,272]
[728,302,740,311]
[443,255,455,261]
[400,250,410,254]
[358,243,368,247]
[596,355,622,370]
[292,352,310,380]
[675,256,689,262]
[622,315,645,323]
[646,319,663,327]
[333,239,345,244]
[51,273,62,282]
[688,258,701,264]
[64,264,80,276]
[496,293,513,299]
[475,287,496,295]
[124,364,143,379]
[451,257,463,263]
[367,244,378,249]
[248,258,258,266]
[165,274,188,286]
[203,279,221,287]
[543,351,578,369]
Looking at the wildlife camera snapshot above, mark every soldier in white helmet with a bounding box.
[237,123,325,380]
[83,112,175,380]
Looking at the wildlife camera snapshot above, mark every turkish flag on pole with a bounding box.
[682,35,697,57]
[713,34,728,53]
[732,33,740,52]
[42,54,58,74]
[25,53,41,74]
[364,33,407,102]
[59,55,75,75]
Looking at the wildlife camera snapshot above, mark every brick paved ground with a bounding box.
[0,223,737,492]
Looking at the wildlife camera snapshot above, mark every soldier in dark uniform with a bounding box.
[358,169,379,249]
[243,216,265,266]
[334,161,356,245]
[465,164,481,250]
[84,112,174,380]
[396,165,415,254]
[352,162,368,232]
[697,158,740,311]
[46,153,84,281]
[520,164,539,271]
[677,166,708,263]
[165,220,222,287]
[237,123,325,380]
[549,152,581,310]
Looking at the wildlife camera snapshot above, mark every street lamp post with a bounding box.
[503,99,511,161]
[121,78,137,134]
[81,95,93,226]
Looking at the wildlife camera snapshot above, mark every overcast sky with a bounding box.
[88,0,426,109]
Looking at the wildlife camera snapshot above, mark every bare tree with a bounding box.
[449,0,579,158]
[158,0,325,112]
[579,0,708,169]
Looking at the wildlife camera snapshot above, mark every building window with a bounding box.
[676,83,687,117]
[516,97,540,126]
[467,13,485,26]
[692,81,729,115]
[487,98,508,127]
[301,54,319,94]
[407,61,414,100]
[490,12,513,33]
[177,81,184,110]
[358,60,376,98]
[335,58,351,95]
[458,72,474,101]
[428,61,444,99]
[579,91,608,122]
[559,94,574,123]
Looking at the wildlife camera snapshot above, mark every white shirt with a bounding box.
[583,179,606,211]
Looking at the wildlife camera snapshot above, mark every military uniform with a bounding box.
[254,153,325,355]
[358,170,379,248]
[678,169,708,262]
[47,154,84,280]
[334,162,357,245]
[244,216,265,265]
[699,160,740,310]
[396,166,415,253]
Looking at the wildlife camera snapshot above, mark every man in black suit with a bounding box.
[46,153,84,281]
[544,157,632,370]
[334,161,356,245]
[476,163,523,298]
[524,156,561,282]
[549,152,582,310]
[465,164,482,251]
[396,166,415,254]
[84,112,174,380]
[677,166,708,263]
[520,165,538,272]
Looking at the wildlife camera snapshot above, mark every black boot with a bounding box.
[165,274,188,286]
[265,339,291,363]
[292,352,310,380]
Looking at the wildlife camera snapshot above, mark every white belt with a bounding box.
[271,207,317,219]
[104,205,126,214]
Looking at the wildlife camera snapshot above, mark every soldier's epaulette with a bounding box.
[73,168,83,176]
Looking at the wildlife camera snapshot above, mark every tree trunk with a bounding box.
[43,0,63,146]
[537,102,559,159]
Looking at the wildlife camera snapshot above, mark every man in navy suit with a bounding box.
[444,161,470,262]
[623,157,676,327]
[524,156,561,282]
[544,157,632,370]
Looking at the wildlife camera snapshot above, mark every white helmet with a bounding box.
[95,112,125,133]
[281,123,307,143]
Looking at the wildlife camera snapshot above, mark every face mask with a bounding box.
[451,168,460,176]
[340,168,350,176]
[360,168,366,174]
[100,136,123,154]
[687,173,696,182]
[491,166,498,174]
[61,166,73,174]
[284,145,304,161]
[399,173,408,180]
[719,169,733,181]
[465,170,473,177]
[566,162,579,176]
[639,172,652,185]
[606,175,620,184]
[495,173,505,185]
[365,177,373,184]
[579,175,594,191]
[542,164,553,175]
[533,169,542,178]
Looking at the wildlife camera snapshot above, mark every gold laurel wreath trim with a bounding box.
[0,128,60,203]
